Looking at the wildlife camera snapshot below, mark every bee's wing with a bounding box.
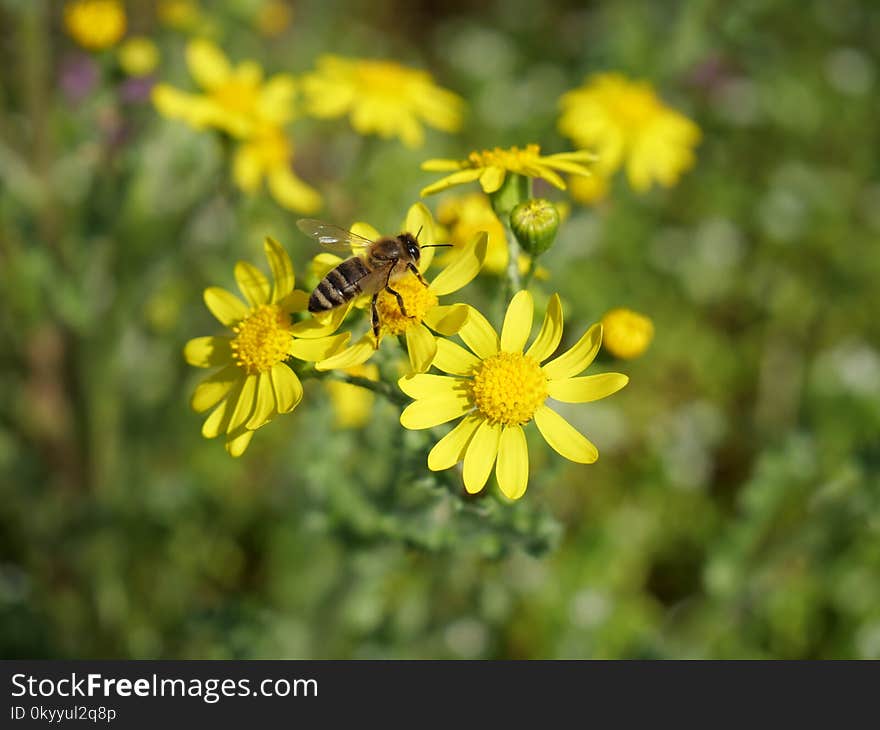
[296,219,374,251]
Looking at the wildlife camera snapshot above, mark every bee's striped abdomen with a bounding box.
[309,257,371,312]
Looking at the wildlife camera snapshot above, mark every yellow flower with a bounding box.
[601,308,654,359]
[301,55,464,148]
[420,144,595,197]
[436,192,534,276]
[315,203,487,374]
[157,0,202,30]
[398,291,628,499]
[184,238,348,456]
[558,73,701,192]
[568,172,609,205]
[118,37,159,77]
[256,0,293,37]
[64,0,126,51]
[325,364,379,429]
[152,39,295,138]
[233,125,322,213]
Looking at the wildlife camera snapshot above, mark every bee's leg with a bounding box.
[370,293,380,348]
[385,285,409,317]
[406,262,429,288]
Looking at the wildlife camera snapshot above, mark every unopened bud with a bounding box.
[509,198,559,256]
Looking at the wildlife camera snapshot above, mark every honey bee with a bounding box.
[297,219,450,342]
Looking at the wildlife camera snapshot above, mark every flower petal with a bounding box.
[289,332,349,362]
[458,305,499,359]
[421,158,466,171]
[186,39,230,90]
[434,338,480,375]
[478,166,505,193]
[184,336,231,368]
[534,404,598,464]
[280,290,311,315]
[290,300,350,337]
[270,362,303,413]
[268,166,322,214]
[420,168,483,197]
[226,374,258,433]
[542,323,602,380]
[462,419,502,494]
[191,364,241,413]
[500,290,533,353]
[405,322,438,373]
[429,231,487,297]
[225,429,255,457]
[422,303,469,336]
[265,237,295,302]
[315,335,375,371]
[428,414,481,471]
[398,373,468,400]
[405,202,436,245]
[246,372,276,430]
[496,425,529,500]
[234,261,270,308]
[204,287,249,327]
[547,373,629,403]
[350,221,380,243]
[400,392,471,430]
[202,380,242,438]
[525,293,564,362]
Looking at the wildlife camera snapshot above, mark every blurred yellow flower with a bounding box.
[601,307,654,359]
[64,0,126,51]
[568,172,609,205]
[559,73,701,192]
[233,125,321,213]
[301,55,464,148]
[184,238,348,456]
[325,364,379,429]
[315,204,487,374]
[118,37,159,77]
[257,0,293,37]
[152,39,296,138]
[399,291,628,499]
[157,0,202,30]
[436,193,533,276]
[421,144,594,197]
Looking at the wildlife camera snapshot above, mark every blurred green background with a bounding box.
[2,0,880,659]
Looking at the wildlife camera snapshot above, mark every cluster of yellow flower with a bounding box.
[65,20,696,499]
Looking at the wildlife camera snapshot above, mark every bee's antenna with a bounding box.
[419,244,454,249]
[415,225,424,240]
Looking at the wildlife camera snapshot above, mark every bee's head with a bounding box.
[399,232,421,262]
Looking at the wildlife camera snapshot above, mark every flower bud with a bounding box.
[601,308,654,359]
[509,198,560,256]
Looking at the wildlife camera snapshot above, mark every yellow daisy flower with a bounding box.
[398,291,629,500]
[152,39,296,138]
[601,308,654,359]
[301,55,464,148]
[325,364,380,429]
[558,72,701,192]
[184,238,348,456]
[315,203,487,374]
[64,0,126,51]
[118,37,160,77]
[232,124,321,213]
[420,144,595,197]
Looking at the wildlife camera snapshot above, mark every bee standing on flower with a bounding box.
[298,219,450,343]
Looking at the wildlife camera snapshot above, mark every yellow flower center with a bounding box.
[468,144,541,171]
[605,85,660,129]
[601,307,654,359]
[355,60,415,96]
[470,351,548,426]
[230,304,292,373]
[64,0,126,50]
[212,78,260,116]
[375,276,437,336]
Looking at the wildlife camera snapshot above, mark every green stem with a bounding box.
[521,254,538,291]
[303,365,409,407]
[502,221,522,304]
